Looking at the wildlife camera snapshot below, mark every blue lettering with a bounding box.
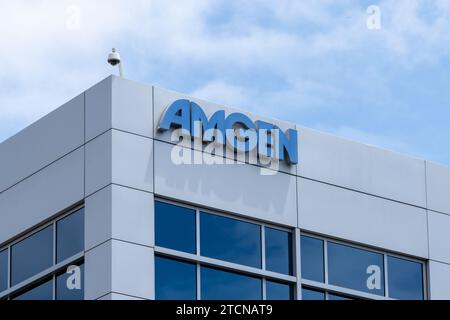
[255,120,276,158]
[225,113,256,152]
[278,128,298,165]
[158,99,190,132]
[191,102,226,144]
[158,99,299,165]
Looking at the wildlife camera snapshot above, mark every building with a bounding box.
[1,75,450,300]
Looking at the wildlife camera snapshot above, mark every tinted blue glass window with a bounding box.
[387,256,423,300]
[302,288,325,300]
[328,242,384,296]
[0,249,7,292]
[56,262,84,300]
[266,281,293,300]
[201,267,262,300]
[328,293,352,300]
[11,225,53,286]
[200,212,261,268]
[155,256,196,300]
[155,201,196,254]
[300,236,324,282]
[57,208,84,263]
[265,228,292,275]
[13,278,53,300]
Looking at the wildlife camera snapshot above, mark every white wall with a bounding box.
[2,76,450,299]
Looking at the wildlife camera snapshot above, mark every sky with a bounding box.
[1,1,450,166]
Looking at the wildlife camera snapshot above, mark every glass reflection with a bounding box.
[387,256,423,300]
[265,228,292,275]
[11,225,53,286]
[57,208,84,263]
[56,262,84,300]
[0,249,7,292]
[300,236,324,282]
[155,256,196,300]
[200,213,261,268]
[266,280,293,300]
[155,201,196,254]
[328,242,384,296]
[201,266,262,300]
[302,288,325,300]
[13,278,53,300]
[328,293,353,300]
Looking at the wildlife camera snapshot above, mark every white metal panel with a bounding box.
[85,76,153,143]
[426,161,450,215]
[111,240,154,300]
[111,130,153,193]
[84,184,112,252]
[154,140,297,227]
[85,239,154,300]
[111,76,153,138]
[110,185,154,248]
[297,126,427,207]
[429,261,450,300]
[0,94,84,193]
[97,293,144,300]
[0,148,84,245]
[85,76,112,142]
[85,184,154,252]
[85,129,153,197]
[298,177,428,258]
[428,210,450,264]
[84,240,112,300]
[85,130,112,197]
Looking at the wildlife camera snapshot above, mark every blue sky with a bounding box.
[1,1,450,166]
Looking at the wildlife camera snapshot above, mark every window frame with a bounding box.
[155,200,197,254]
[300,232,428,300]
[154,198,297,300]
[0,204,85,300]
[155,199,428,301]
[199,210,263,269]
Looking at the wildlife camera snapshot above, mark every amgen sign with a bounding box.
[158,99,298,171]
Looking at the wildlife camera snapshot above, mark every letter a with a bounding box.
[366,265,381,290]
[66,265,81,290]
[367,5,381,30]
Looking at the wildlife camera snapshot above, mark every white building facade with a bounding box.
[1,76,450,300]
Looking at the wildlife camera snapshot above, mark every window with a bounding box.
[201,267,262,300]
[57,208,84,263]
[328,242,385,296]
[0,206,85,300]
[200,212,261,268]
[266,281,293,300]
[300,236,324,282]
[154,200,295,300]
[155,201,196,254]
[155,256,196,300]
[11,225,53,286]
[12,278,53,300]
[0,249,7,292]
[154,201,427,301]
[302,287,325,300]
[328,293,353,300]
[300,234,426,300]
[265,228,292,275]
[56,261,84,300]
[301,287,355,300]
[387,256,424,300]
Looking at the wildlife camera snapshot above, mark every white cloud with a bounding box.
[190,80,251,109]
[2,0,450,146]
